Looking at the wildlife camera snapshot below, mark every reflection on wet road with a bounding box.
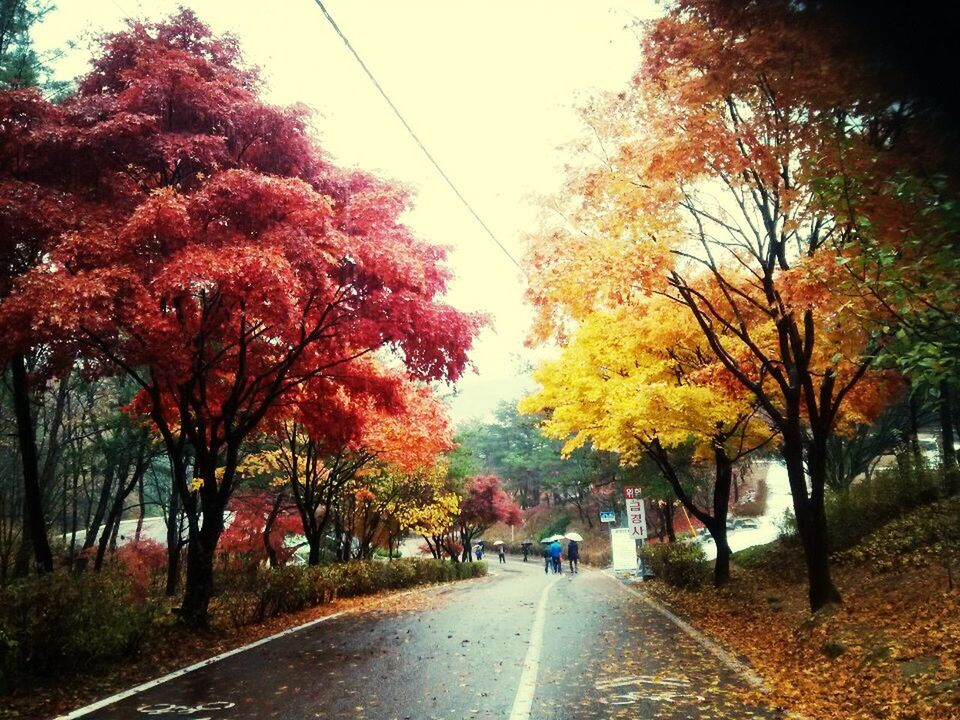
[60,562,774,720]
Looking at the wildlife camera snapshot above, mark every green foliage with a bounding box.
[824,400,911,492]
[457,401,616,508]
[0,570,160,689]
[0,0,71,94]
[825,459,943,552]
[446,435,481,485]
[216,559,487,627]
[641,542,710,589]
[537,512,570,540]
[860,175,960,389]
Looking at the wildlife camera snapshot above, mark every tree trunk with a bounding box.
[69,467,79,564]
[180,523,220,627]
[713,528,732,587]
[11,353,53,574]
[665,501,676,542]
[94,509,121,570]
[165,480,182,596]
[135,474,146,543]
[179,467,225,625]
[109,498,123,549]
[94,459,145,570]
[785,427,841,611]
[61,466,68,544]
[80,454,117,564]
[939,381,959,493]
[307,533,322,565]
[263,492,284,568]
[179,458,227,626]
[711,449,733,587]
[909,391,922,461]
[165,541,181,597]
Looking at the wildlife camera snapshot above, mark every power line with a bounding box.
[311,0,522,270]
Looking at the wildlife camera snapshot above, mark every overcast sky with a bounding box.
[33,0,657,427]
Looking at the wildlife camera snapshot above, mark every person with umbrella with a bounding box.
[549,537,563,574]
[495,541,506,564]
[521,541,532,562]
[541,540,551,574]
[565,532,582,574]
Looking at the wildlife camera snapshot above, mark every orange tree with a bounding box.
[526,0,910,610]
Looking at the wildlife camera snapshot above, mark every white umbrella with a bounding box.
[493,540,504,546]
[564,532,584,542]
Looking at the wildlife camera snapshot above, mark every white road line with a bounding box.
[508,574,560,720]
[55,573,493,720]
[53,610,348,720]
[601,572,764,688]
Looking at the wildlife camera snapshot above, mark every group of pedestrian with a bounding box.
[475,537,581,572]
[474,541,507,564]
[543,538,579,574]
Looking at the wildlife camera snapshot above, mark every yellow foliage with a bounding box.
[521,296,766,460]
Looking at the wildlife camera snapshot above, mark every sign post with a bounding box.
[624,486,648,578]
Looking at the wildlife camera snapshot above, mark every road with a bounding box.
[61,561,774,720]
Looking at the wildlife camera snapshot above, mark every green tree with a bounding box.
[0,1,67,93]
[457,401,617,524]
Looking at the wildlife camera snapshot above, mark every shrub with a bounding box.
[825,460,942,552]
[0,570,159,689]
[212,559,487,627]
[640,542,710,589]
[833,495,960,572]
[115,540,168,599]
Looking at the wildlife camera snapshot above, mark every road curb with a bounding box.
[601,571,766,689]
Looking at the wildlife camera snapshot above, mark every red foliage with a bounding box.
[115,539,168,599]
[219,492,301,566]
[459,475,523,529]
[0,9,482,527]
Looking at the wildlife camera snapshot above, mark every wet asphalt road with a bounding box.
[64,560,774,720]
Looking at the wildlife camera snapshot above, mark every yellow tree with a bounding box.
[345,463,459,560]
[521,295,771,585]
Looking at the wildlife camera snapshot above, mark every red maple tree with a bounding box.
[2,11,481,623]
[455,475,522,561]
